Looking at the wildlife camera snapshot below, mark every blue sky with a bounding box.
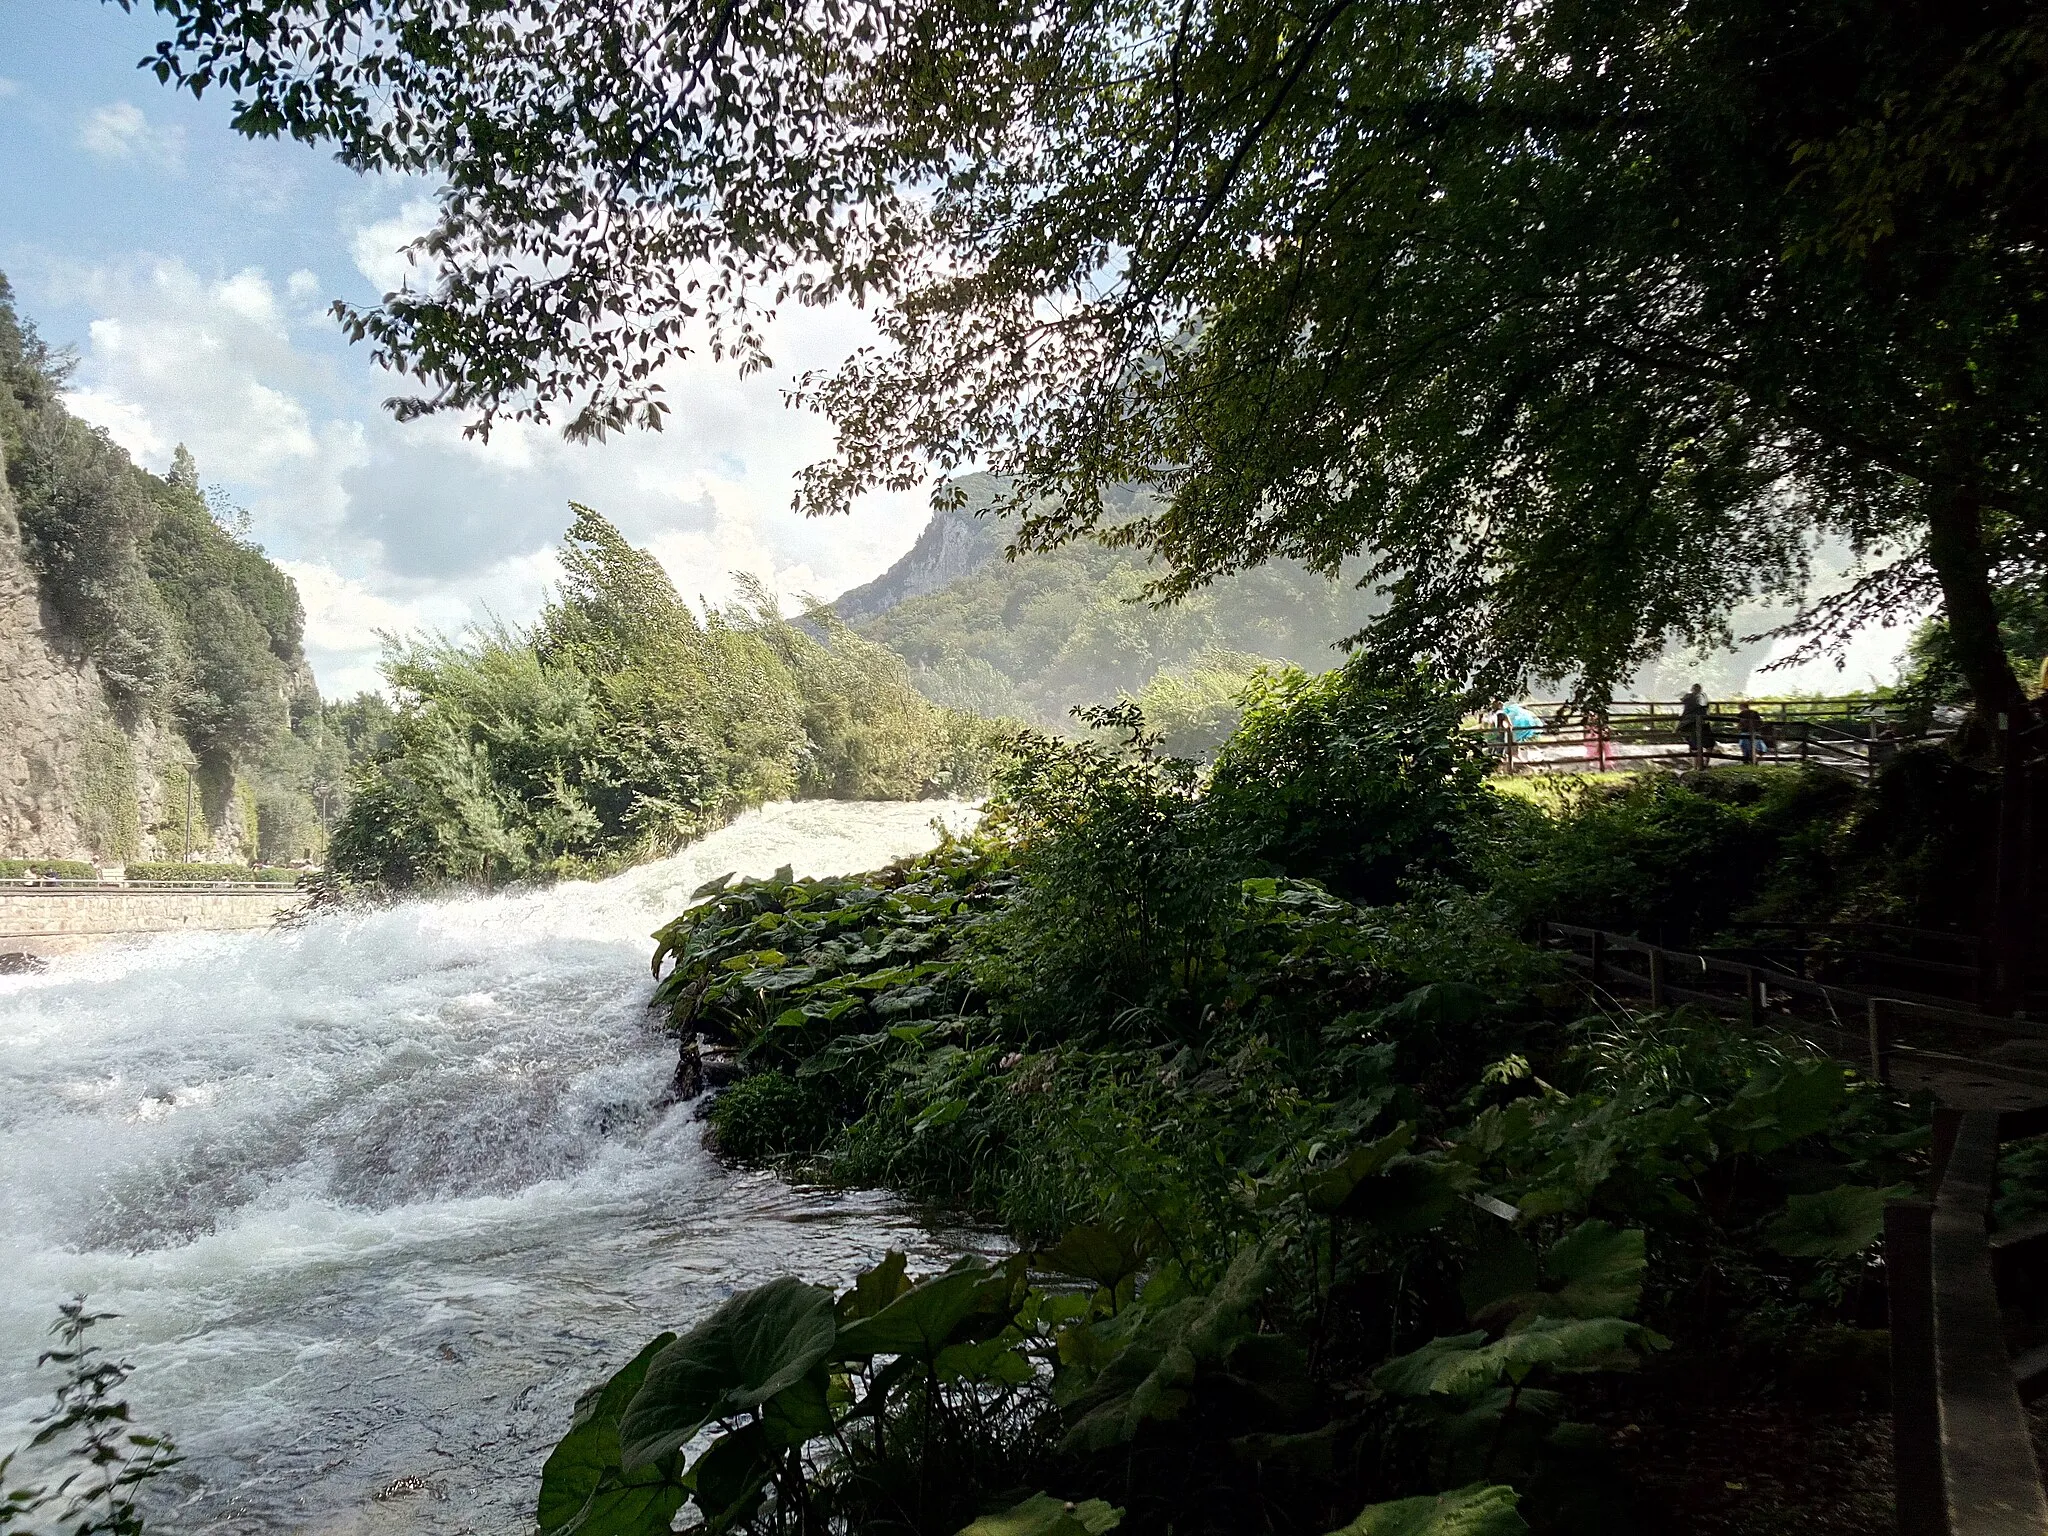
[0,1,933,696]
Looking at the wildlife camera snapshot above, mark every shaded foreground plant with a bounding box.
[0,1299,180,1535]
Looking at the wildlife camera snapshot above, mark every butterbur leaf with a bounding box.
[538,1332,677,1533]
[1766,1184,1912,1259]
[1035,1225,1151,1293]
[1541,1222,1645,1319]
[836,1258,1023,1363]
[956,1492,1124,1536]
[760,1368,834,1445]
[618,1279,837,1469]
[1471,1222,1646,1328]
[688,872,736,900]
[1325,1482,1529,1536]
[841,1250,912,1322]
[555,1480,694,1536]
[1059,1242,1276,1452]
[689,1422,772,1532]
[1375,1318,1661,1399]
[1307,1125,1415,1213]
[1341,1156,1461,1235]
[937,1334,1036,1385]
[1458,1228,1538,1321]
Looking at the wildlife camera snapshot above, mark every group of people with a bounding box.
[1679,684,1777,765]
[1492,685,1778,769]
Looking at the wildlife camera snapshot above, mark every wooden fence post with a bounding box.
[1886,1199,1942,1536]
[1867,996,1892,1087]
[1744,967,1762,1025]
[1648,947,1667,1009]
[1590,929,1606,985]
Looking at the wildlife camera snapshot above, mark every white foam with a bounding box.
[0,801,980,1532]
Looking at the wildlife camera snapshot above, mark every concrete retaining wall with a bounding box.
[0,887,306,957]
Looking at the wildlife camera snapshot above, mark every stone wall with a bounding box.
[0,885,306,957]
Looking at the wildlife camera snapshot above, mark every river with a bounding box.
[0,800,982,1535]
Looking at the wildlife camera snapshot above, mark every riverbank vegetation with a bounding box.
[329,507,1008,889]
[535,662,1963,1536]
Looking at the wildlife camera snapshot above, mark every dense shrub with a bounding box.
[1484,750,2003,945]
[1206,660,1490,902]
[0,859,97,880]
[626,685,1935,1536]
[125,862,300,883]
[330,507,1011,889]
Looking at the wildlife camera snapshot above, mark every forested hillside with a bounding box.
[845,477,1383,752]
[0,274,345,865]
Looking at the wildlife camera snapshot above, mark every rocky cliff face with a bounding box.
[0,457,188,862]
[832,476,1012,624]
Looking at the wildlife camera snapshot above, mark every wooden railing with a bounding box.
[1471,698,1947,779]
[1538,920,2048,1534]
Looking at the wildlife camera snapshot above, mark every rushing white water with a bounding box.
[0,800,983,1535]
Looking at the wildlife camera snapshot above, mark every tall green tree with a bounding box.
[132,0,2048,720]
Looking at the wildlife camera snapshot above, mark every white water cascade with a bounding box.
[0,801,982,1535]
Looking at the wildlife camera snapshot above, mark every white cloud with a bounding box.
[0,78,20,100]
[350,199,440,294]
[78,102,186,167]
[41,252,935,699]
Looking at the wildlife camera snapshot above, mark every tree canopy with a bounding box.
[130,0,2048,719]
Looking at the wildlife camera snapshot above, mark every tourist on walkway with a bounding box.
[1737,703,1769,764]
[1680,684,1716,766]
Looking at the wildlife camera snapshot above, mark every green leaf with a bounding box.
[689,1422,772,1532]
[937,1334,1037,1385]
[538,1332,677,1533]
[1471,1222,1646,1328]
[554,1479,694,1536]
[1324,1482,1528,1536]
[1033,1225,1150,1292]
[955,1492,1124,1536]
[1305,1124,1415,1213]
[1374,1317,1662,1399]
[839,1250,911,1322]
[1765,1184,1912,1259]
[1340,1155,1460,1235]
[835,1258,1023,1362]
[1059,1242,1276,1453]
[1458,1228,1537,1321]
[617,1279,837,1469]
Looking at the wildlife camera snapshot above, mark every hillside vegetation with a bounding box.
[849,481,1382,749]
[330,507,1006,888]
[0,275,345,864]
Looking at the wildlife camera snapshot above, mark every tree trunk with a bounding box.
[1925,483,2039,1012]
[1923,484,2032,726]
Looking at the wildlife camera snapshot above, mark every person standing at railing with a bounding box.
[1680,683,1716,768]
[1737,702,1769,764]
[1583,708,1615,770]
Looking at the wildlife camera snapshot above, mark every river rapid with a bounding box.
[0,800,982,1535]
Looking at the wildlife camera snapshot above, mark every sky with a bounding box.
[0,1,936,698]
[0,1,1915,701]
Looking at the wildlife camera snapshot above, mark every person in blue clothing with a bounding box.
[1501,701,1542,741]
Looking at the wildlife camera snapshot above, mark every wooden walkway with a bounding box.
[1540,922,2048,1534]
[1477,696,1947,779]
